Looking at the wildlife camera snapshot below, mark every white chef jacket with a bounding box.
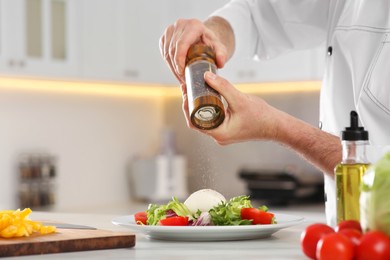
[213,0,390,227]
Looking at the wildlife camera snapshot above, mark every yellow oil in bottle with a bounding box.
[335,163,370,223]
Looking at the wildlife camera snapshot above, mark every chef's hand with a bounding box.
[181,72,279,144]
[182,72,342,176]
[159,17,234,82]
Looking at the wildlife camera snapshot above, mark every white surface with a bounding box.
[0,205,326,259]
[112,213,303,241]
[0,89,164,210]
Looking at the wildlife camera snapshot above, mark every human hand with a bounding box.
[160,18,230,82]
[181,72,279,144]
[182,72,343,176]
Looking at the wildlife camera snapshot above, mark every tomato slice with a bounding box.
[159,216,189,226]
[241,208,274,225]
[258,211,274,224]
[134,211,148,225]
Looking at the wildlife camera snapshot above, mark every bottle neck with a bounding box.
[341,140,369,164]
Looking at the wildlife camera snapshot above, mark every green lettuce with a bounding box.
[146,197,193,225]
[360,151,390,235]
[209,195,253,225]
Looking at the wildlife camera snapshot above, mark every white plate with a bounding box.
[112,213,304,241]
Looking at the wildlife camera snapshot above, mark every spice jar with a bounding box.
[185,44,225,130]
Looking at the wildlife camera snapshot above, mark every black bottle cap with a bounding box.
[342,111,369,141]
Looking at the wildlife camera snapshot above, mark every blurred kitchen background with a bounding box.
[0,0,326,213]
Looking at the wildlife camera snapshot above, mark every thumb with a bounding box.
[204,71,239,105]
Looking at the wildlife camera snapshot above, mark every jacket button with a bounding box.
[327,46,333,56]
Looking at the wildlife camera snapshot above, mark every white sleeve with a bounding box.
[211,0,330,60]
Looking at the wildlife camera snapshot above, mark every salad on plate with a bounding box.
[134,189,276,227]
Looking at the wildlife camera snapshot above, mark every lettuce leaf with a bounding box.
[360,151,390,235]
[209,195,253,225]
[146,197,193,225]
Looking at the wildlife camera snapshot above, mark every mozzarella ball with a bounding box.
[184,189,226,213]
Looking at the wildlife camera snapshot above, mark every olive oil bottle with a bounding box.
[335,111,369,223]
[185,44,225,130]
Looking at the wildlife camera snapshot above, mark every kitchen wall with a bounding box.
[0,80,322,211]
[0,85,164,211]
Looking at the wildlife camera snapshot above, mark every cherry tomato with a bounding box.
[159,216,189,226]
[336,220,362,233]
[300,223,335,259]
[356,231,390,260]
[338,228,362,246]
[316,233,354,260]
[134,211,148,225]
[240,208,274,225]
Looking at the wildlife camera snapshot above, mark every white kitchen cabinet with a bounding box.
[79,0,173,83]
[220,47,325,83]
[79,0,231,84]
[79,0,126,81]
[121,0,174,83]
[0,0,324,84]
[80,0,176,84]
[0,0,79,77]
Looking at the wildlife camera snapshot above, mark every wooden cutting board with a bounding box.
[0,229,135,257]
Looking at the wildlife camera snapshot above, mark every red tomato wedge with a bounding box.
[159,216,189,226]
[134,211,148,225]
[240,208,274,225]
